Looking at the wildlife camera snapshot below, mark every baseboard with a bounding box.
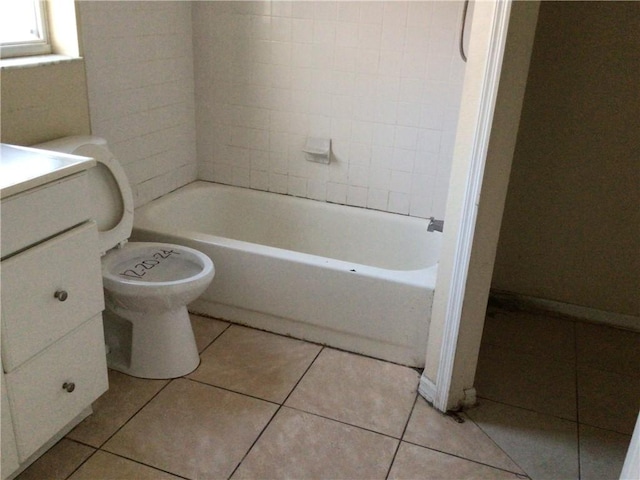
[490,290,640,332]
[418,374,437,405]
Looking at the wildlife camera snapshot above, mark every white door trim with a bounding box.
[621,412,640,479]
[420,0,514,412]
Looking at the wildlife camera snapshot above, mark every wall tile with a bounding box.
[326,182,348,204]
[80,1,197,207]
[194,1,466,218]
[360,2,384,25]
[367,188,389,211]
[389,191,410,215]
[338,2,361,23]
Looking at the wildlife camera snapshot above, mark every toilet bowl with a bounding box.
[34,136,214,379]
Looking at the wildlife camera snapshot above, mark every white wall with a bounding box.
[193,1,466,218]
[492,1,640,319]
[78,1,197,208]
[1,60,91,146]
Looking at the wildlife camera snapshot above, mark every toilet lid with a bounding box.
[33,136,134,254]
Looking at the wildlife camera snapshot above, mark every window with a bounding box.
[1,0,51,58]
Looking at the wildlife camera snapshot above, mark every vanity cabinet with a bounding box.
[1,371,19,479]
[1,146,108,479]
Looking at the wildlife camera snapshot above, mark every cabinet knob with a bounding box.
[62,382,75,393]
[54,290,68,302]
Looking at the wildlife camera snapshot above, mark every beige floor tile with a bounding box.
[66,369,169,447]
[475,342,577,420]
[403,396,524,474]
[579,424,632,480]
[577,366,640,435]
[68,451,181,480]
[466,399,579,480]
[103,378,277,479]
[190,313,229,353]
[232,407,398,480]
[188,325,321,403]
[576,322,640,378]
[388,442,523,480]
[483,307,576,363]
[15,439,94,480]
[285,348,419,437]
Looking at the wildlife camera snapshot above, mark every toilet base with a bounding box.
[103,305,200,379]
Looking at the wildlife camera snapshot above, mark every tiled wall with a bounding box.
[194,1,466,218]
[79,1,197,208]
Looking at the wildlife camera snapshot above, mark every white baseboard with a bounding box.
[462,387,477,408]
[490,290,640,332]
[418,374,437,405]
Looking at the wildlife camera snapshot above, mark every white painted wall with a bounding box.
[492,1,640,320]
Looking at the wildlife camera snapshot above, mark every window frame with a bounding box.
[1,0,52,59]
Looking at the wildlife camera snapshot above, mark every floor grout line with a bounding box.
[384,393,419,479]
[460,410,531,478]
[474,395,578,424]
[61,377,174,480]
[30,309,633,480]
[226,345,326,479]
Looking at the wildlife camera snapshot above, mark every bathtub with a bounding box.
[132,181,442,367]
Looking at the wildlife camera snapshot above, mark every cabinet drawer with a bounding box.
[5,316,108,462]
[1,369,19,479]
[1,173,90,259]
[1,222,105,371]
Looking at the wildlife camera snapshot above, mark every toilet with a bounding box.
[34,136,214,379]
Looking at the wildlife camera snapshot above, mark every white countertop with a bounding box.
[0,144,95,199]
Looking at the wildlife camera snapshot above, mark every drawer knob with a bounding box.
[62,382,76,393]
[54,290,68,302]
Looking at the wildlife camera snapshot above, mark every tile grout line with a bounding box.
[226,345,326,479]
[474,395,578,424]
[70,445,193,480]
[61,442,100,480]
[184,377,281,407]
[400,435,532,478]
[193,313,426,371]
[62,376,175,480]
[65,322,236,480]
[282,403,404,442]
[384,393,420,479]
[195,319,233,355]
[457,413,532,479]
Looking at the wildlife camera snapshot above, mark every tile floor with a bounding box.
[15,308,638,480]
[471,304,639,480]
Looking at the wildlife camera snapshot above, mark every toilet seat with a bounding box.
[102,242,214,293]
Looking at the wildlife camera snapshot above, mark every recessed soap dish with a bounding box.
[303,137,331,164]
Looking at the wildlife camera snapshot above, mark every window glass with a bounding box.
[1,0,51,57]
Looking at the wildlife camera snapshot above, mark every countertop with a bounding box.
[0,143,95,199]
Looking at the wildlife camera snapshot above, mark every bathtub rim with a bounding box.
[133,181,441,288]
[132,224,439,289]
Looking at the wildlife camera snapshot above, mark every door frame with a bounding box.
[419,0,541,412]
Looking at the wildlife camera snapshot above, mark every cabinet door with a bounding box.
[5,316,108,461]
[1,222,104,371]
[1,369,19,480]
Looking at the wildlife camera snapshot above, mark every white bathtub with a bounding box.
[132,181,442,367]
